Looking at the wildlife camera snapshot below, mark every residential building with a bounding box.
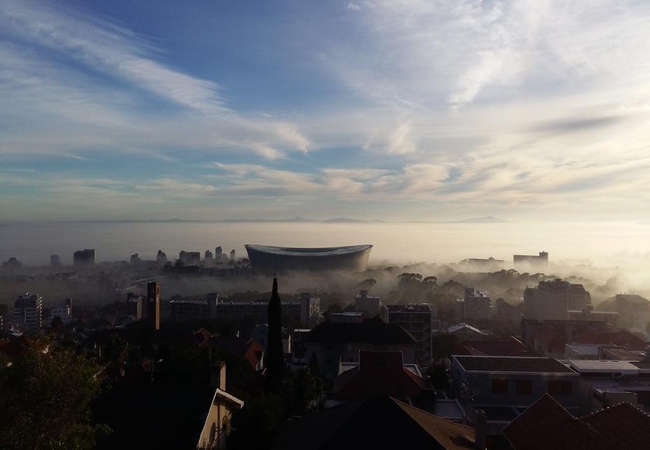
[333,350,426,402]
[215,246,223,263]
[14,293,43,331]
[451,355,580,435]
[303,317,417,381]
[465,257,505,271]
[354,290,381,318]
[204,250,214,264]
[50,254,61,267]
[513,251,548,269]
[147,282,160,331]
[251,323,291,354]
[229,249,236,262]
[126,293,143,320]
[129,253,142,265]
[73,249,95,267]
[215,294,319,326]
[270,396,478,450]
[503,393,650,450]
[196,362,245,450]
[170,294,218,321]
[457,288,491,321]
[381,304,432,366]
[49,298,73,325]
[524,279,591,320]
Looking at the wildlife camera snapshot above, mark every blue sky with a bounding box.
[2,0,650,221]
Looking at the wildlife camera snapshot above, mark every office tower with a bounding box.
[73,249,95,267]
[147,282,160,330]
[215,246,223,263]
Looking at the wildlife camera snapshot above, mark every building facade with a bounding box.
[524,279,591,320]
[354,290,381,318]
[147,282,160,330]
[381,304,432,366]
[14,293,43,331]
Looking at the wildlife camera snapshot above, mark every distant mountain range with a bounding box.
[452,216,508,224]
[66,216,505,224]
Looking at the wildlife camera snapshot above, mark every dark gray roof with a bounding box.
[304,318,416,346]
[454,356,575,373]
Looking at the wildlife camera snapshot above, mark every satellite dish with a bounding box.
[222,415,232,437]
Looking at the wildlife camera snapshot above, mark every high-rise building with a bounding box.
[156,250,168,265]
[230,249,236,262]
[215,246,223,263]
[127,293,144,320]
[204,250,214,264]
[179,251,201,265]
[14,293,43,331]
[50,254,61,267]
[73,249,95,267]
[147,282,160,330]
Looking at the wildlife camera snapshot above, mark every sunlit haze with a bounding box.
[2,0,650,222]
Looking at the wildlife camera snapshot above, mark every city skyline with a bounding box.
[2,0,650,222]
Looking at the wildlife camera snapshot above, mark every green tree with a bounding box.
[0,340,109,450]
[281,368,326,416]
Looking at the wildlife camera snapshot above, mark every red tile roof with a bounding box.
[333,351,425,400]
[504,394,650,450]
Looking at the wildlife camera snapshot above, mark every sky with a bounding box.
[1,0,650,222]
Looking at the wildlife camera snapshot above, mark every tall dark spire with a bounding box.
[266,275,284,391]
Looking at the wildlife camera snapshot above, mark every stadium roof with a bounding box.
[245,244,372,257]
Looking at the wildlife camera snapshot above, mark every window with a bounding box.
[491,379,509,395]
[548,380,572,396]
[516,380,532,395]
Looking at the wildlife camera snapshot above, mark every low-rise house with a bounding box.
[303,317,416,381]
[196,362,244,450]
[333,350,426,403]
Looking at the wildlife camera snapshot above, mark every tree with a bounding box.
[0,339,109,450]
[281,368,325,416]
[266,277,284,392]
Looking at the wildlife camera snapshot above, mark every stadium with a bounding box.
[245,244,372,272]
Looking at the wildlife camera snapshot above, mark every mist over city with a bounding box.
[2,1,650,449]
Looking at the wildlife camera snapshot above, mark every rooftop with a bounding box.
[453,355,575,374]
[271,396,476,450]
[616,294,649,305]
[304,318,416,346]
[568,360,640,375]
[504,394,650,450]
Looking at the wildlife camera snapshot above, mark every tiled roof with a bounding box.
[504,394,650,450]
[271,396,476,450]
[453,355,574,373]
[333,351,425,400]
[303,318,416,345]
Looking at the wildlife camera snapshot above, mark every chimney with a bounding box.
[474,409,487,450]
[211,360,227,391]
